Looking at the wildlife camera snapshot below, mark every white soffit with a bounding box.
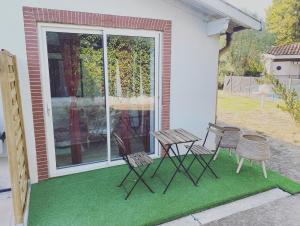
[206,17,230,36]
[180,0,262,32]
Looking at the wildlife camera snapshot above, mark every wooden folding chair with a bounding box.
[185,123,224,184]
[113,133,154,200]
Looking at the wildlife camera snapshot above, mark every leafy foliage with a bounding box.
[266,0,300,45]
[79,34,104,97]
[79,35,154,97]
[257,74,300,123]
[107,35,154,97]
[218,29,275,87]
[81,48,104,97]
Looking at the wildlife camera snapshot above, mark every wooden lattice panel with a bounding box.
[0,49,30,224]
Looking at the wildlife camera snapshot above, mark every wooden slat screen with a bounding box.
[0,49,30,224]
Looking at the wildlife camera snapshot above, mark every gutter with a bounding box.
[206,17,248,55]
[219,25,248,55]
[219,32,232,56]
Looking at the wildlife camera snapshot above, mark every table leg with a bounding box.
[171,143,197,184]
[151,142,180,178]
[151,149,167,178]
[169,145,185,173]
[175,144,181,161]
[163,141,197,194]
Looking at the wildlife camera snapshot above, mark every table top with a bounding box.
[152,128,200,145]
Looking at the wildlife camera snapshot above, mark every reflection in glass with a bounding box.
[107,35,156,160]
[46,32,107,168]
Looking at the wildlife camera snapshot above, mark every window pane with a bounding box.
[107,35,156,160]
[46,31,108,168]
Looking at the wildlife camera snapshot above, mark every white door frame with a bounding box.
[38,23,162,177]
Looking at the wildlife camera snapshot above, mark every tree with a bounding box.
[266,0,300,45]
[219,28,275,80]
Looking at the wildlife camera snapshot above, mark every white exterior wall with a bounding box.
[270,61,300,77]
[0,90,6,155]
[264,56,300,77]
[0,0,219,183]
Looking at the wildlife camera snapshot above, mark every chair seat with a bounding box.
[185,145,214,155]
[128,152,153,167]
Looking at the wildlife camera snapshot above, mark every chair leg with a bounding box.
[132,165,154,193]
[151,144,170,178]
[229,148,232,156]
[187,156,196,172]
[125,165,153,200]
[262,161,267,178]
[213,148,220,161]
[125,176,141,200]
[151,155,165,178]
[118,168,132,187]
[236,154,240,164]
[236,158,244,173]
[196,155,217,184]
[198,155,218,179]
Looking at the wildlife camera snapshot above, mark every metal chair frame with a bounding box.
[113,133,154,200]
[151,141,197,194]
[186,123,224,184]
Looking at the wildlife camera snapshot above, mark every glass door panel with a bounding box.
[46,31,107,168]
[107,35,156,160]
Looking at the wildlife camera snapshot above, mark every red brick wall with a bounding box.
[23,7,171,181]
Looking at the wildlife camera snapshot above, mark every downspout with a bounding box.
[215,32,233,123]
[219,32,232,56]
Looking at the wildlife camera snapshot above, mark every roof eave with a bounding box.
[187,0,262,31]
[264,54,300,60]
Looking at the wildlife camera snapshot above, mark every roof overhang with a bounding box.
[264,54,300,60]
[180,0,262,36]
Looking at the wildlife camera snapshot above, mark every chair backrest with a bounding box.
[220,127,241,149]
[203,123,224,151]
[113,133,129,158]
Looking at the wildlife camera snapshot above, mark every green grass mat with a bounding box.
[28,152,300,226]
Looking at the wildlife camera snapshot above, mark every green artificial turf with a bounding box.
[28,152,300,226]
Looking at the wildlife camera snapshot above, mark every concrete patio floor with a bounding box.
[205,194,300,226]
[0,156,13,226]
[161,188,291,226]
[0,156,10,190]
[0,191,14,226]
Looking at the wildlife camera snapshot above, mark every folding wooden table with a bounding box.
[152,128,200,193]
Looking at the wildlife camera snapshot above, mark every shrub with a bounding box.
[257,74,300,123]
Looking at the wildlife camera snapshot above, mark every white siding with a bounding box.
[0,0,220,183]
[270,61,300,77]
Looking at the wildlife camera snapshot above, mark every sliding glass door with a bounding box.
[45,31,107,168]
[107,35,156,160]
[41,25,159,176]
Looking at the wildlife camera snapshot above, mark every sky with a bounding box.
[224,0,273,20]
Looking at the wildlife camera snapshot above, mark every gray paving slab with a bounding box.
[161,215,200,226]
[0,191,13,226]
[204,194,300,226]
[0,157,11,190]
[194,189,289,224]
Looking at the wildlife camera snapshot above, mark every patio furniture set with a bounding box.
[114,123,271,199]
